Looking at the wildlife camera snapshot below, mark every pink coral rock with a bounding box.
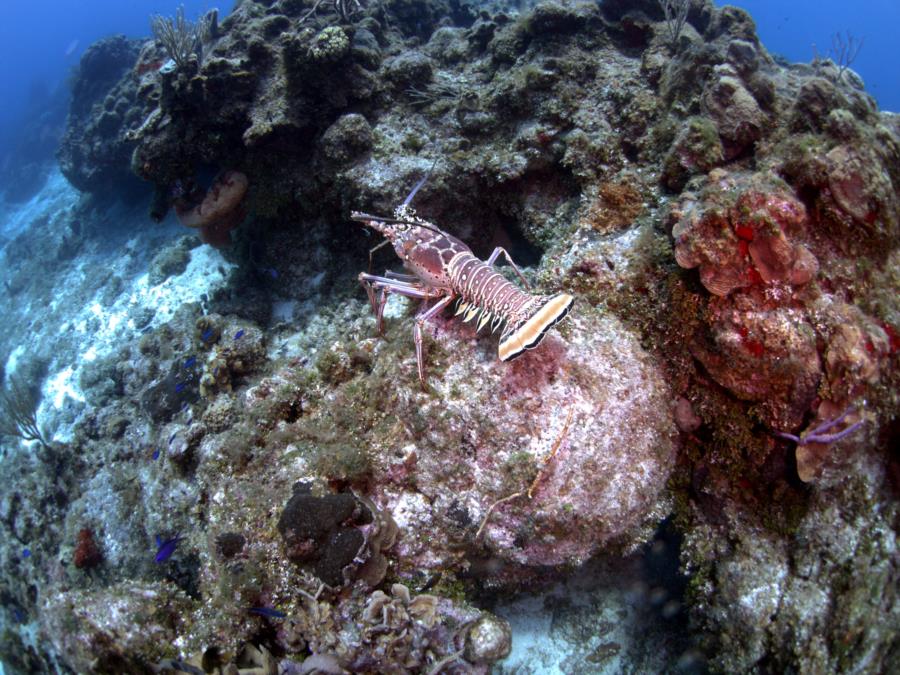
[689,303,821,429]
[824,144,895,237]
[670,169,891,433]
[672,170,818,297]
[794,400,867,483]
[364,308,676,576]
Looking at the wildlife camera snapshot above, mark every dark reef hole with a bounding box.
[728,139,758,165]
[78,179,163,251]
[476,167,580,265]
[447,0,478,28]
[483,215,545,268]
[164,551,202,600]
[600,0,664,24]
[598,0,659,53]
[240,624,285,662]
[640,517,707,674]
[641,517,687,621]
[621,139,641,164]
[880,416,900,497]
[783,440,809,490]
[793,183,820,215]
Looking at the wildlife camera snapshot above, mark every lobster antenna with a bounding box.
[367,239,390,273]
[351,212,449,237]
[400,157,439,209]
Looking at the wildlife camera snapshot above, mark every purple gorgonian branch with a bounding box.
[774,406,865,445]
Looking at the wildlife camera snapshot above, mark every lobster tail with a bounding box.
[498,292,574,362]
[446,251,573,362]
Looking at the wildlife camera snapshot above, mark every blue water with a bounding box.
[725,0,900,112]
[0,1,213,168]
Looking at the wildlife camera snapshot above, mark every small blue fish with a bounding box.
[180,401,189,412]
[175,382,186,393]
[201,327,214,342]
[155,534,183,563]
[184,356,196,369]
[22,548,31,558]
[12,607,25,623]
[152,448,160,460]
[265,268,278,279]
[249,607,286,619]
[234,329,245,340]
[168,432,176,444]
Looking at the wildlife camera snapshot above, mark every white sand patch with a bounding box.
[271,298,298,322]
[4,344,26,375]
[42,245,236,413]
[127,245,236,325]
[496,594,564,675]
[47,366,83,409]
[0,168,237,447]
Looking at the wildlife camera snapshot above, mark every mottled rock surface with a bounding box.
[362,308,676,572]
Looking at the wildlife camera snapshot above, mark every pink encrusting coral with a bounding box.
[688,304,822,430]
[672,170,818,298]
[670,168,893,463]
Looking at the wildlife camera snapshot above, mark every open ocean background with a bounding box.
[0,0,898,195]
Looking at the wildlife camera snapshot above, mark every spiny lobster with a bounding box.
[353,176,574,384]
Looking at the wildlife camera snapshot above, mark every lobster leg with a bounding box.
[367,239,391,273]
[359,272,430,290]
[359,271,454,383]
[385,271,421,282]
[359,272,445,334]
[375,287,389,334]
[362,277,378,314]
[414,294,456,385]
[485,246,532,291]
[360,277,390,333]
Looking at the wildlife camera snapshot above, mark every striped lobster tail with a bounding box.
[448,253,574,362]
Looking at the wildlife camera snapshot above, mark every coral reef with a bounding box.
[682,456,897,673]
[277,482,369,586]
[57,35,146,195]
[42,582,194,673]
[1,0,898,673]
[672,170,817,298]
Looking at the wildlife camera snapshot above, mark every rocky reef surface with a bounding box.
[0,0,897,672]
